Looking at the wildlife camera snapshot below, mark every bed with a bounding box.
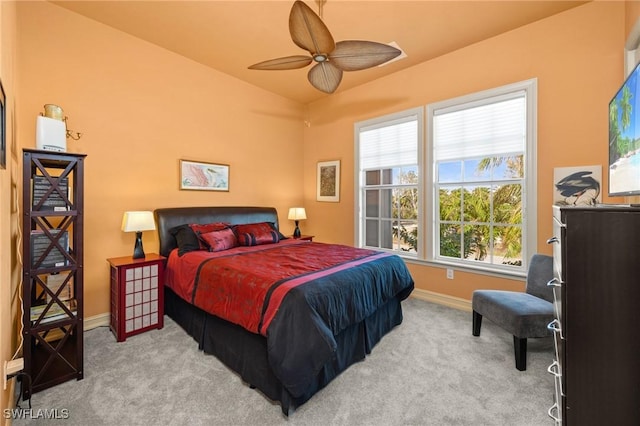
[154,206,414,415]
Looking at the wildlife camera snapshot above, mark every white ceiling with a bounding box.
[51,0,588,104]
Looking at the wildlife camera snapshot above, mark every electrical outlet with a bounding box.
[4,358,24,390]
[446,268,454,280]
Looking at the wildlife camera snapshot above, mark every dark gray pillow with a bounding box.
[169,224,200,256]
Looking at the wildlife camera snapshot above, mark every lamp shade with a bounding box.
[121,211,156,232]
[288,207,307,221]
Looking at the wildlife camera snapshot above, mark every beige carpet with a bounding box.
[12,297,554,425]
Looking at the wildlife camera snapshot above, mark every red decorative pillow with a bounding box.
[234,222,280,246]
[190,222,230,249]
[198,228,238,252]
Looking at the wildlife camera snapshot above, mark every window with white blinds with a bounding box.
[354,79,536,276]
[356,107,422,255]
[427,79,536,273]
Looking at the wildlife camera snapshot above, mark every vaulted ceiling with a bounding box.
[51,1,588,104]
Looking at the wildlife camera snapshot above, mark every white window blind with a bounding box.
[433,92,525,161]
[360,115,418,169]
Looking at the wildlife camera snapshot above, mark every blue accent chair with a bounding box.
[472,254,554,371]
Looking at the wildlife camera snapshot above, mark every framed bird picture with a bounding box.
[180,159,230,191]
[553,165,602,206]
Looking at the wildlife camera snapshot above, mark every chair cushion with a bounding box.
[472,290,554,338]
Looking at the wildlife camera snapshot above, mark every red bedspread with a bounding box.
[165,239,383,335]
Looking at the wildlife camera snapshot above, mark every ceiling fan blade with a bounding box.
[329,40,402,71]
[289,0,335,55]
[248,55,313,70]
[307,62,343,94]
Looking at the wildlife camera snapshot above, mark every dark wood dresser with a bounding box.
[547,205,640,425]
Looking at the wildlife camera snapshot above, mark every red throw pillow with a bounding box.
[234,222,279,246]
[190,222,230,249]
[198,228,238,252]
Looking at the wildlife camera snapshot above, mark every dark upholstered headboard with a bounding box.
[154,206,279,257]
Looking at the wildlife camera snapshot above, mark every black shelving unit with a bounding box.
[22,148,86,397]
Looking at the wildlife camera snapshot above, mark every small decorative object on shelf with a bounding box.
[36,104,83,153]
[107,254,165,342]
[22,148,86,398]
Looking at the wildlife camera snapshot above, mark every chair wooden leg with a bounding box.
[472,311,482,336]
[514,336,527,371]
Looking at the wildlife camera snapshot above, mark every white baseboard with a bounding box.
[410,288,472,312]
[84,312,110,331]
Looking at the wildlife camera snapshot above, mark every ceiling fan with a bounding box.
[248,0,401,94]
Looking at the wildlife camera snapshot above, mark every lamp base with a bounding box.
[293,221,301,238]
[132,231,145,259]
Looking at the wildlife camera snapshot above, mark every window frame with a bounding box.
[426,79,537,275]
[354,107,424,256]
[353,79,537,278]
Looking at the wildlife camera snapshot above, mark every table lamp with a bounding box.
[288,207,307,238]
[121,211,156,259]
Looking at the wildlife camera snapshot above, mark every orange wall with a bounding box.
[626,0,640,36]
[0,0,18,421]
[303,1,627,299]
[15,1,306,319]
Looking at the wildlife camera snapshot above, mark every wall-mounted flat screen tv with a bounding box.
[609,62,640,196]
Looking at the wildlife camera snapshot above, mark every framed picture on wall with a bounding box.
[317,160,340,202]
[0,79,6,170]
[180,159,230,191]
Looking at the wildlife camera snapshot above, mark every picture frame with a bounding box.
[0,79,6,170]
[180,159,229,191]
[553,165,601,206]
[317,160,340,202]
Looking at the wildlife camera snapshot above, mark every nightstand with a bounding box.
[290,235,314,241]
[107,253,165,342]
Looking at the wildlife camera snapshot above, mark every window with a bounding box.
[355,108,422,255]
[427,79,537,273]
[354,80,536,276]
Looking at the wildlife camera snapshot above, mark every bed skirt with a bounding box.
[164,286,404,415]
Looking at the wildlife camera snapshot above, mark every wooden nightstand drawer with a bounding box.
[107,253,165,342]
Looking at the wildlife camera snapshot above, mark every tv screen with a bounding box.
[609,62,640,196]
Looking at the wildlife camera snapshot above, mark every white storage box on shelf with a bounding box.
[36,115,66,152]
